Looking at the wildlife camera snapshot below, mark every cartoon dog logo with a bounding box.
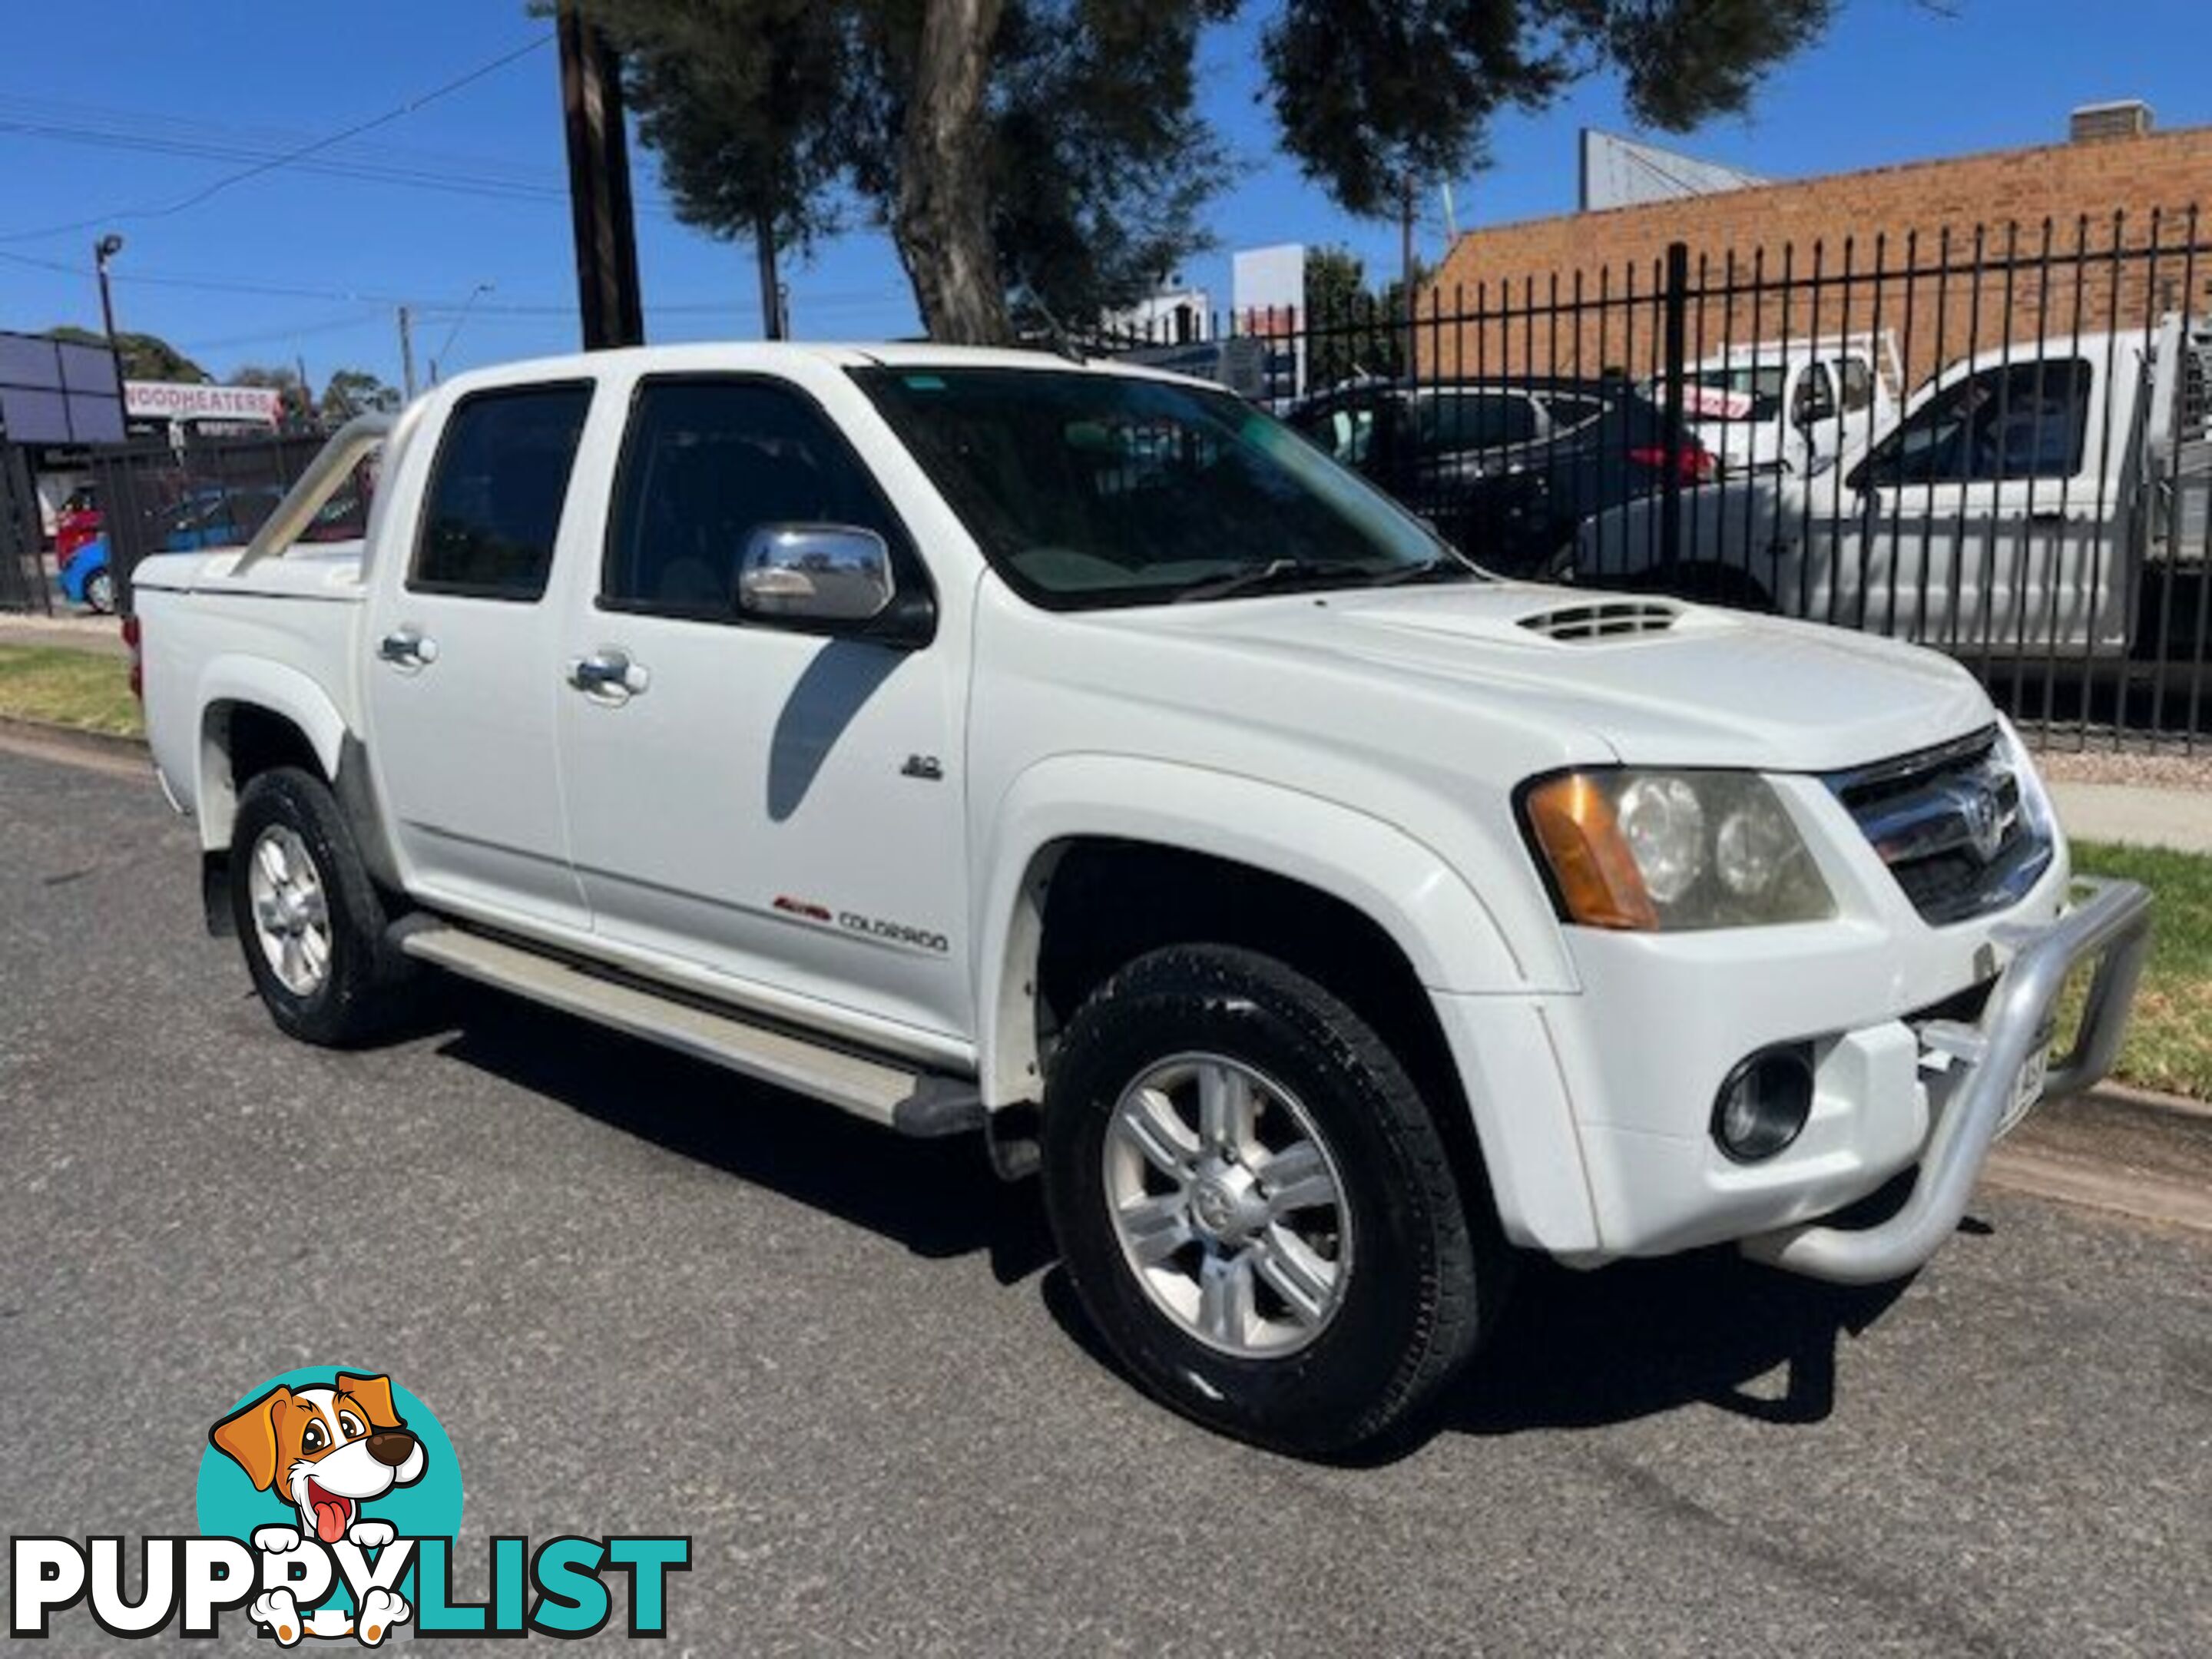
[210,1372,424,1645]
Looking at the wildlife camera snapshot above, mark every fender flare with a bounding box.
[970,754,1599,1251]
[972,753,1528,1104]
[191,655,352,850]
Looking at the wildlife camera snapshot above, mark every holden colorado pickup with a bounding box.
[130,344,2150,1456]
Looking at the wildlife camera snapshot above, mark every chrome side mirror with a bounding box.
[738,524,895,625]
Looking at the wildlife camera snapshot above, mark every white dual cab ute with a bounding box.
[1582,318,2194,657]
[133,344,2151,1456]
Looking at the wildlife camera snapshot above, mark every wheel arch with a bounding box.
[192,657,350,853]
[971,757,1588,1238]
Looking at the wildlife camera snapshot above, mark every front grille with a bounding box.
[1826,727,2053,926]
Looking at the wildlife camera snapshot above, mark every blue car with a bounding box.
[58,536,115,614]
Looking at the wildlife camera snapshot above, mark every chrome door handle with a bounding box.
[568,649,650,700]
[377,628,438,669]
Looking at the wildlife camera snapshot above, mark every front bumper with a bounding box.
[1740,876,2151,1283]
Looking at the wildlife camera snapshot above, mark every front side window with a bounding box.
[604,378,913,616]
[1290,396,1385,469]
[855,367,1463,608]
[412,383,591,599]
[1859,359,2092,488]
[1793,363,1838,426]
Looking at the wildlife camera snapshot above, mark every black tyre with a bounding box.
[230,767,416,1047]
[1041,945,1499,1456]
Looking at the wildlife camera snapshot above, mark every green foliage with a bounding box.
[564,0,1236,332]
[228,363,300,389]
[1303,246,1399,387]
[1300,246,1435,387]
[320,368,402,422]
[45,325,208,384]
[561,0,1836,338]
[1264,2,1835,218]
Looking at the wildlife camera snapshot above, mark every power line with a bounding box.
[178,306,393,355]
[0,33,556,243]
[0,108,684,218]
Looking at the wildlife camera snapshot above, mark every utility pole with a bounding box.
[397,306,418,401]
[558,2,644,350]
[753,209,785,340]
[296,353,312,427]
[1399,177,1416,374]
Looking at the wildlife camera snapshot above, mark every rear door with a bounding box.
[362,381,596,929]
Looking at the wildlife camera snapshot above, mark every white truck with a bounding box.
[1582,320,2197,657]
[130,344,2148,1456]
[1644,332,1902,477]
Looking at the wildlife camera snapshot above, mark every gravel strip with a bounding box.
[2030,745,2212,791]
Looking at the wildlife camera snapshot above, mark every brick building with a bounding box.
[1417,110,2212,388]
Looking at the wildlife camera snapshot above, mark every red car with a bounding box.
[54,484,101,558]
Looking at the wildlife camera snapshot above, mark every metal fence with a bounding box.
[89,431,352,612]
[1096,209,2212,753]
[0,444,48,612]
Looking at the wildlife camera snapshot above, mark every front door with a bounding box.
[363,380,596,929]
[554,374,971,1049]
[1807,355,2119,654]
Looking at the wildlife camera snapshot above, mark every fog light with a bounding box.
[1711,1045,1815,1162]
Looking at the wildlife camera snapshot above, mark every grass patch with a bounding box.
[0,644,141,737]
[2070,839,2212,1100]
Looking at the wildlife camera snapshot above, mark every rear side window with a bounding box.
[1540,392,1607,434]
[1837,356,1876,413]
[1417,391,1538,452]
[412,384,592,599]
[603,377,914,616]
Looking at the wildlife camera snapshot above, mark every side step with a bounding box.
[397,923,983,1137]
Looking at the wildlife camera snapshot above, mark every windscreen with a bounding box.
[852,366,1469,608]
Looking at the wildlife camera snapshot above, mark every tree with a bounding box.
[571,0,1837,344]
[1304,247,1389,388]
[1300,247,1440,387]
[1263,2,1835,219]
[562,0,1235,343]
[230,364,319,432]
[320,369,402,422]
[45,325,209,384]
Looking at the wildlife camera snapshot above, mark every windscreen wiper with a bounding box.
[1366,553,1479,587]
[1171,557,1363,603]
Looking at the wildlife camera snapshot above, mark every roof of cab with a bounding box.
[431,339,1209,394]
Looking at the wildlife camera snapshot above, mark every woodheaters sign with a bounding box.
[124,381,285,425]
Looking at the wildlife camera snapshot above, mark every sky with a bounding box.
[0,0,2206,395]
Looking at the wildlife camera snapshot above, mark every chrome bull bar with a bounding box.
[1743,876,2153,1286]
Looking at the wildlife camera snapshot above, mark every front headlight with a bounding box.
[1522,769,1836,931]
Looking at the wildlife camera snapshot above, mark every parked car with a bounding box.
[1286,376,1714,575]
[1578,316,2192,657]
[1641,332,1902,477]
[131,347,2147,1458]
[159,484,286,552]
[53,483,101,559]
[57,535,114,614]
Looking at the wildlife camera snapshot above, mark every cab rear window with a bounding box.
[412,384,592,600]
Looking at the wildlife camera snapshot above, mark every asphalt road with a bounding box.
[3,742,2209,1656]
